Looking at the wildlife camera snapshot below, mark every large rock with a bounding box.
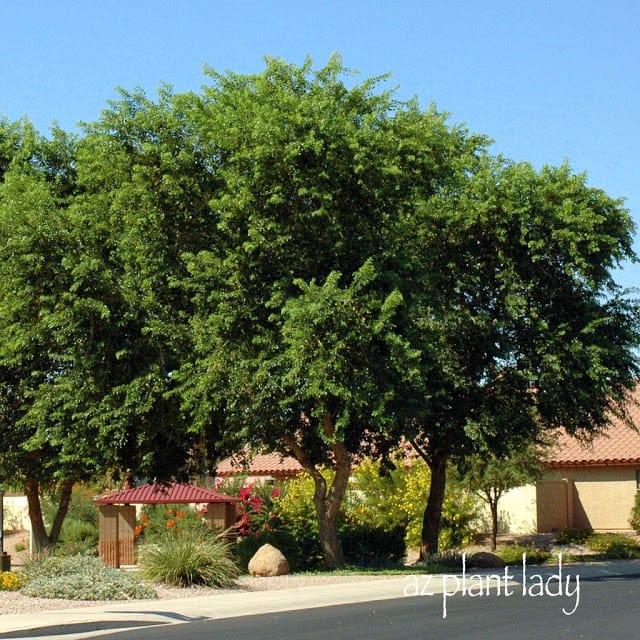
[248,543,290,577]
[467,552,506,569]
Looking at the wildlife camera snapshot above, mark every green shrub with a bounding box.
[349,458,481,550]
[22,555,156,600]
[586,533,640,559]
[138,527,239,587]
[498,544,551,565]
[43,483,101,528]
[554,528,593,546]
[416,550,464,571]
[53,518,99,556]
[340,524,406,566]
[136,503,208,544]
[268,474,324,569]
[630,492,640,533]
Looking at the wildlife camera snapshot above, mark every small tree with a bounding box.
[460,444,546,550]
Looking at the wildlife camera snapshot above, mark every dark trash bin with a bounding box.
[1,552,11,572]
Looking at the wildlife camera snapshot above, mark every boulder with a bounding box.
[248,543,290,577]
[467,551,506,569]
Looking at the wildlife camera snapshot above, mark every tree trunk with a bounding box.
[420,455,447,558]
[284,415,351,569]
[315,487,345,569]
[490,495,499,551]
[25,477,75,554]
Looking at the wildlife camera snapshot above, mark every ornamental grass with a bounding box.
[138,526,239,588]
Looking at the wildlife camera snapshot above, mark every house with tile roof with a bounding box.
[499,387,640,534]
[215,450,304,484]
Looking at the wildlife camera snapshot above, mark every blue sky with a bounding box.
[1,1,638,289]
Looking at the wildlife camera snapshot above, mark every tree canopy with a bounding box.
[0,56,638,562]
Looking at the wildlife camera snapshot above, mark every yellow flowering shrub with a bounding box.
[0,571,26,591]
[350,457,480,549]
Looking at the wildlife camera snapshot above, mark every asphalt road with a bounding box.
[89,574,640,640]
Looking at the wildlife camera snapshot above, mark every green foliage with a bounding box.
[234,460,480,570]
[554,528,593,545]
[585,533,640,559]
[629,492,640,533]
[1,55,639,567]
[416,550,465,571]
[459,445,546,504]
[251,475,323,570]
[458,444,546,548]
[498,544,551,565]
[55,519,99,556]
[348,458,480,550]
[340,525,406,567]
[22,555,156,600]
[138,528,239,588]
[135,504,207,545]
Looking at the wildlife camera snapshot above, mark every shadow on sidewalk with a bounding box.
[0,619,168,639]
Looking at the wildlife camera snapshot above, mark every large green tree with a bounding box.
[408,157,640,556]
[179,55,485,567]
[74,86,220,479]
[0,90,219,550]
[0,120,93,550]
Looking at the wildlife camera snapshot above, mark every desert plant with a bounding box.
[630,492,640,533]
[138,527,239,587]
[555,528,593,546]
[42,483,101,528]
[498,544,551,565]
[586,533,640,559]
[21,555,155,600]
[268,474,324,569]
[416,550,464,571]
[53,518,99,557]
[350,458,480,550]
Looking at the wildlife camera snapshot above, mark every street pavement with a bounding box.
[2,559,640,640]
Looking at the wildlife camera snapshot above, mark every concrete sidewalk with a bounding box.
[2,559,640,640]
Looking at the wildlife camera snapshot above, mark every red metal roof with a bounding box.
[94,482,239,505]
[548,387,640,468]
[216,451,304,477]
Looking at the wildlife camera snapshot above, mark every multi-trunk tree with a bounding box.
[177,55,487,567]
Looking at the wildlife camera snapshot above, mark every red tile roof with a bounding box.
[94,482,239,504]
[216,451,304,478]
[548,387,640,468]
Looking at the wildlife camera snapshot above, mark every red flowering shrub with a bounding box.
[234,484,282,536]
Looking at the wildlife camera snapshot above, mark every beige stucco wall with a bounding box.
[3,495,30,532]
[542,467,637,531]
[482,484,538,535]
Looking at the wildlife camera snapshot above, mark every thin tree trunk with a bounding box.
[420,455,447,558]
[490,496,498,551]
